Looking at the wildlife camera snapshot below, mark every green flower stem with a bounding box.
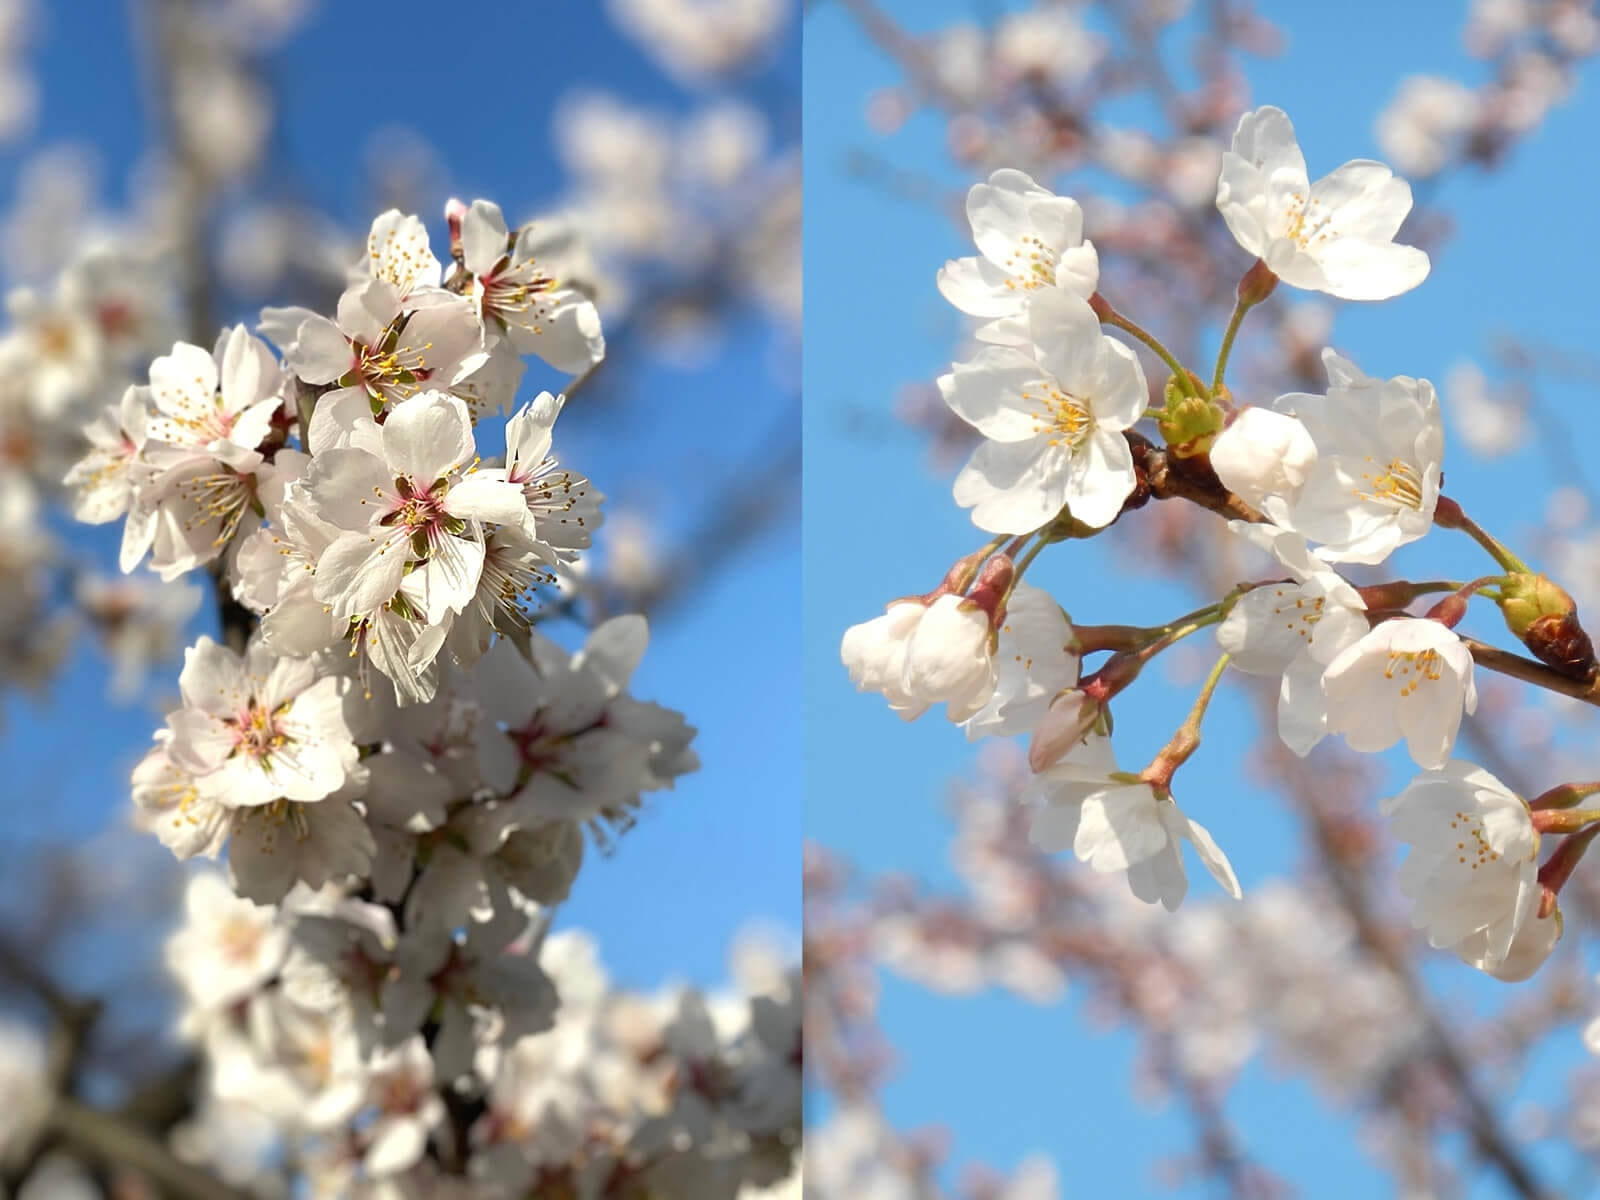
[1212,297,1251,394]
[1092,297,1205,400]
[1012,536,1049,579]
[1144,652,1232,789]
[1436,496,1532,575]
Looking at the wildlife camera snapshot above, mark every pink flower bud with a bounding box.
[1027,690,1100,772]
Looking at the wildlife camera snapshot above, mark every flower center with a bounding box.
[173,468,255,548]
[1000,234,1060,292]
[482,264,558,316]
[1448,809,1504,871]
[218,915,265,964]
[229,701,289,762]
[1024,382,1094,449]
[1354,455,1424,510]
[1383,648,1444,696]
[1281,192,1338,250]
[1270,588,1325,641]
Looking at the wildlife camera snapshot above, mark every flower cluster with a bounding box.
[49,201,775,1194]
[163,871,800,1197]
[844,103,1600,988]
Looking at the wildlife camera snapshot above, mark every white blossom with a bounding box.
[936,168,1099,344]
[1322,618,1477,770]
[941,287,1147,533]
[1217,522,1369,755]
[1024,739,1241,910]
[1217,105,1430,300]
[1382,761,1540,969]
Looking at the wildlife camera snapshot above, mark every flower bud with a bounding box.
[1208,407,1316,513]
[1157,391,1226,459]
[963,553,1015,625]
[1237,258,1279,306]
[900,594,998,723]
[1498,573,1598,681]
[445,196,468,261]
[1027,690,1102,772]
[841,600,928,720]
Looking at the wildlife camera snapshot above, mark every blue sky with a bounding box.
[805,0,1600,1195]
[0,0,799,1006]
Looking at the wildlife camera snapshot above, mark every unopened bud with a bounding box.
[1423,592,1469,629]
[1027,690,1102,772]
[964,554,1015,626]
[1498,573,1598,681]
[932,548,989,600]
[1157,391,1226,459]
[1237,258,1279,306]
[1208,406,1316,511]
[445,197,468,261]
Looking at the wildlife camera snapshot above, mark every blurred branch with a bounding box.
[47,1095,254,1200]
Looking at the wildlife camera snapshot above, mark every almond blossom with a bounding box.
[304,390,525,630]
[456,199,605,374]
[164,634,362,808]
[482,390,604,553]
[265,278,481,452]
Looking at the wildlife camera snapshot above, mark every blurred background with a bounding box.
[804,1,1600,1197]
[0,0,798,1191]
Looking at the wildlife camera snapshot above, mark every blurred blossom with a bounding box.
[216,0,316,48]
[588,507,666,600]
[1165,136,1224,208]
[1377,76,1483,177]
[681,101,770,191]
[993,7,1104,86]
[607,0,787,83]
[75,572,202,701]
[1501,48,1572,130]
[172,55,271,180]
[215,202,350,297]
[555,89,799,344]
[0,1016,48,1158]
[1466,0,1538,56]
[0,0,33,144]
[15,1154,100,1200]
[1,145,98,284]
[932,23,988,106]
[1443,360,1527,458]
[361,124,450,220]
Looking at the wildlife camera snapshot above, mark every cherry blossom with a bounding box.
[1217,105,1430,300]
[940,287,1147,533]
[1024,740,1241,911]
[936,168,1099,343]
[1321,618,1477,769]
[1382,761,1540,969]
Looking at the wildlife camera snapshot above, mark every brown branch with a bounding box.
[1125,431,1264,524]
[1465,638,1600,708]
[47,1095,255,1200]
